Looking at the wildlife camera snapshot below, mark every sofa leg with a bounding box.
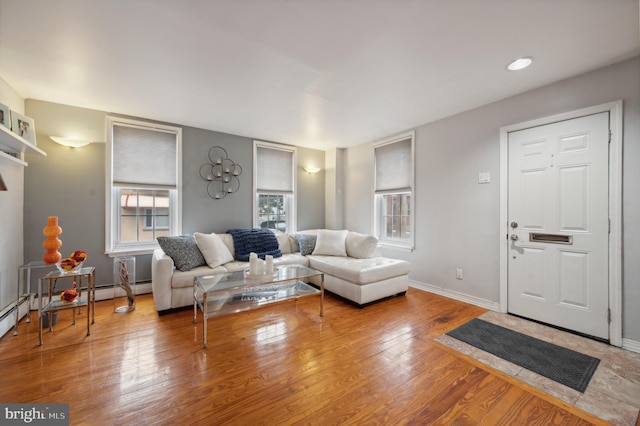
[157,305,192,316]
[355,291,407,308]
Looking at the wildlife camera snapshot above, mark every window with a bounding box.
[254,141,296,233]
[144,207,169,230]
[374,132,414,249]
[106,117,181,254]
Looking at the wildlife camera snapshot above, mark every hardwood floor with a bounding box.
[0,287,615,425]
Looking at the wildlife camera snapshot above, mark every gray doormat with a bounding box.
[446,318,600,392]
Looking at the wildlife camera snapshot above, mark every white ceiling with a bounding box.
[1,0,638,150]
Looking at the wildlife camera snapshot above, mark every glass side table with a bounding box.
[38,267,96,346]
[14,260,57,336]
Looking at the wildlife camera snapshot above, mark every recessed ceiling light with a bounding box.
[507,57,533,71]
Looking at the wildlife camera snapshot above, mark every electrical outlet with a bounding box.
[456,268,463,280]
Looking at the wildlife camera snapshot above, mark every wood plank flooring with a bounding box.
[0,287,616,425]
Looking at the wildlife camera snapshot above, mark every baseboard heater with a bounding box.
[0,297,27,322]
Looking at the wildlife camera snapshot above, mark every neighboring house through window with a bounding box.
[144,207,169,230]
[374,132,414,250]
[106,117,182,254]
[253,141,296,233]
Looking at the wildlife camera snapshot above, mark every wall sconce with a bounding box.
[50,136,92,148]
[303,165,321,174]
[199,146,242,199]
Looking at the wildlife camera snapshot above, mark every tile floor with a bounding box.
[436,311,640,426]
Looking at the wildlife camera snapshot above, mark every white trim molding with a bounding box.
[622,338,640,354]
[499,100,623,347]
[410,281,500,311]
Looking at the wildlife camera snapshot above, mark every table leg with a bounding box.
[48,280,54,332]
[25,268,31,323]
[86,272,91,336]
[193,283,197,324]
[37,278,43,346]
[202,291,208,349]
[91,271,96,325]
[76,275,82,316]
[320,274,324,317]
[13,267,21,336]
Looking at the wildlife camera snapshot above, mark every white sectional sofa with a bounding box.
[151,229,410,313]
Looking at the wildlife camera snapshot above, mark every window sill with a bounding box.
[105,245,159,257]
[378,242,414,253]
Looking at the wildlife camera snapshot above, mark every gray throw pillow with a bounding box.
[157,235,206,272]
[295,234,317,256]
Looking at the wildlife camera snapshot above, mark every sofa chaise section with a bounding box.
[306,255,410,306]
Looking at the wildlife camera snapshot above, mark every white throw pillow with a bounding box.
[346,232,379,258]
[276,233,294,254]
[194,232,234,268]
[312,229,348,256]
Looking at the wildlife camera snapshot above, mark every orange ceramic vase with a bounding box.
[42,216,62,264]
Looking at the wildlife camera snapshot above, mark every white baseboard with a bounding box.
[409,280,500,311]
[622,338,640,354]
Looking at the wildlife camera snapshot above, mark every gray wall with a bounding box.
[181,127,254,234]
[23,101,109,289]
[180,125,325,233]
[343,56,640,341]
[22,100,325,289]
[296,147,326,231]
[324,148,345,230]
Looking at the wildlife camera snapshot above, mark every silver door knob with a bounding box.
[510,222,518,229]
[510,234,519,241]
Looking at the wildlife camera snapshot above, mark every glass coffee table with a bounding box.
[193,265,324,349]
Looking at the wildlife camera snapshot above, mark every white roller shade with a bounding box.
[256,145,294,193]
[375,138,412,193]
[112,123,177,188]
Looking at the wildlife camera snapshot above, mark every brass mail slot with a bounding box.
[529,233,573,245]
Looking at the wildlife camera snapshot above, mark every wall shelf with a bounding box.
[0,150,27,167]
[0,125,47,167]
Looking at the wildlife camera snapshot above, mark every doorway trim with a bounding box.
[499,100,623,347]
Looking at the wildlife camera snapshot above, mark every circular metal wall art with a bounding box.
[199,146,242,199]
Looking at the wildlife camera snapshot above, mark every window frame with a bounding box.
[106,116,182,255]
[373,131,415,251]
[253,141,296,233]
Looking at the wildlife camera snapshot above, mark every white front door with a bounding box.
[507,112,610,340]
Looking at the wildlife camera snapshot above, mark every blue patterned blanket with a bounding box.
[227,228,282,261]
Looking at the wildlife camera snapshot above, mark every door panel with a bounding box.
[507,112,609,340]
[519,247,546,299]
[521,169,546,229]
[559,132,590,153]
[558,250,589,308]
[559,165,589,231]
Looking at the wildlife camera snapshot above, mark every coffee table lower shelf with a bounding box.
[194,267,324,349]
